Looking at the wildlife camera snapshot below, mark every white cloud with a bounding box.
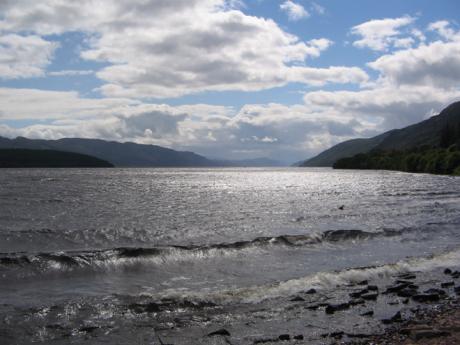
[428,20,457,41]
[0,0,362,98]
[368,40,460,88]
[280,1,309,21]
[48,70,94,76]
[0,34,58,79]
[351,16,415,51]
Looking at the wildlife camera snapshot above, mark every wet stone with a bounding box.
[278,334,290,341]
[208,328,231,337]
[441,281,454,288]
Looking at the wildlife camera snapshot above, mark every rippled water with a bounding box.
[1,168,460,344]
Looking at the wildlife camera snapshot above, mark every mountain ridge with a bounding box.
[299,101,460,167]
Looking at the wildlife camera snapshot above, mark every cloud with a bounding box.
[0,34,58,79]
[280,1,309,21]
[351,16,415,51]
[428,20,457,41]
[368,40,460,88]
[48,70,94,76]
[0,0,362,98]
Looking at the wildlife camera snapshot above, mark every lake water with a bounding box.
[1,168,460,344]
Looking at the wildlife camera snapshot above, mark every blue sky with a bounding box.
[0,0,459,162]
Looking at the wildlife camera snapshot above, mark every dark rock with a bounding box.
[208,329,230,337]
[349,289,368,298]
[367,285,378,291]
[361,310,374,316]
[338,205,345,210]
[441,282,454,288]
[307,302,328,310]
[410,330,451,341]
[278,334,290,341]
[306,288,317,294]
[402,298,409,304]
[398,273,416,280]
[293,335,304,340]
[346,333,372,338]
[330,331,344,339]
[361,293,378,301]
[397,288,418,298]
[444,268,453,275]
[385,283,410,293]
[424,288,446,296]
[145,302,161,312]
[290,296,305,302]
[382,311,402,324]
[454,286,460,294]
[412,294,440,302]
[349,298,365,306]
[357,280,368,286]
[452,271,460,279]
[325,303,350,314]
[80,326,99,333]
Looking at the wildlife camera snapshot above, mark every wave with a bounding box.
[0,226,450,278]
[135,247,460,306]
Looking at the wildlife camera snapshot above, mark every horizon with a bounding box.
[1,0,459,162]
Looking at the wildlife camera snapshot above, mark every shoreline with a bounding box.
[355,299,460,344]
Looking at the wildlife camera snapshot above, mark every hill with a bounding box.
[0,149,113,168]
[299,101,460,167]
[0,137,217,167]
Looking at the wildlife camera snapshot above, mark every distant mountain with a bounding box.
[213,157,286,167]
[0,137,218,167]
[299,101,460,167]
[0,149,113,168]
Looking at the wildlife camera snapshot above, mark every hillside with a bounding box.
[0,149,113,168]
[0,137,217,167]
[299,101,460,167]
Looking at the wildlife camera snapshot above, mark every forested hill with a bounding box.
[300,101,460,167]
[0,149,114,168]
[0,137,217,167]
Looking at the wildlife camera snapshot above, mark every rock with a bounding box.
[397,288,418,298]
[338,205,345,210]
[452,271,460,279]
[79,326,99,333]
[208,329,231,337]
[361,293,378,301]
[325,303,350,314]
[307,302,328,310]
[382,311,402,324]
[454,286,460,294]
[424,288,446,296]
[357,280,368,285]
[290,296,305,302]
[330,331,344,339]
[402,298,409,304]
[367,285,378,291]
[441,282,455,288]
[385,283,410,293]
[398,273,416,280]
[349,298,365,306]
[293,335,304,340]
[444,268,453,275]
[412,293,440,302]
[306,288,317,294]
[410,330,451,341]
[349,289,368,298]
[278,334,290,341]
[361,310,374,316]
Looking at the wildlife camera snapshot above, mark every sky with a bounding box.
[0,0,459,163]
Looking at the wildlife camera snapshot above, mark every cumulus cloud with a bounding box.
[368,40,460,88]
[351,16,415,51]
[280,1,309,21]
[0,0,365,97]
[0,34,58,79]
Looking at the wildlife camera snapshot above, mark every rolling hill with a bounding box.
[299,101,460,167]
